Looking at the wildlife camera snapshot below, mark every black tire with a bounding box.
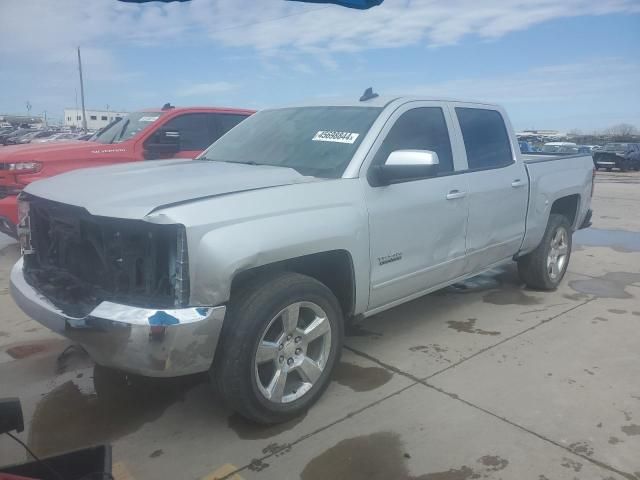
[213,271,343,424]
[517,214,572,290]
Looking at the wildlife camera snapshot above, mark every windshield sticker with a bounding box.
[139,116,160,122]
[312,131,360,144]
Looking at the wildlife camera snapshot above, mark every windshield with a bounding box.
[199,106,381,178]
[92,111,165,144]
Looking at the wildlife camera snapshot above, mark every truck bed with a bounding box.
[521,153,590,164]
[519,153,594,255]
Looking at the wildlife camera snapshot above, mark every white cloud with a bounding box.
[1,0,638,126]
[177,81,238,96]
[2,0,640,59]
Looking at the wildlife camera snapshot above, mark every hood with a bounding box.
[24,159,319,219]
[0,140,129,162]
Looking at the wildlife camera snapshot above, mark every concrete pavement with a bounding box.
[1,171,639,479]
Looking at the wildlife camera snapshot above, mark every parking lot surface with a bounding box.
[1,171,639,480]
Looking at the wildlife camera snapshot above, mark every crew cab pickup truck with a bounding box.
[10,95,594,424]
[0,105,253,237]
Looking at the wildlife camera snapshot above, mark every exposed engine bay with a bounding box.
[20,194,188,317]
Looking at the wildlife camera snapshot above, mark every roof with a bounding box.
[279,95,500,109]
[138,106,256,114]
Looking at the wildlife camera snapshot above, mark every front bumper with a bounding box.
[10,258,226,377]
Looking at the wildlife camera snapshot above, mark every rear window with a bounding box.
[455,108,513,169]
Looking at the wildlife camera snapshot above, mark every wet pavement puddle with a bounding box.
[28,366,204,457]
[573,228,640,253]
[331,361,393,392]
[569,272,640,299]
[301,431,509,480]
[227,412,307,440]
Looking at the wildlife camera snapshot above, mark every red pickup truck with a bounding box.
[0,105,254,237]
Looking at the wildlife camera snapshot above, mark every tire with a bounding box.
[213,271,343,424]
[518,214,572,290]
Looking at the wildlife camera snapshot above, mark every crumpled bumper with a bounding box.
[9,258,226,377]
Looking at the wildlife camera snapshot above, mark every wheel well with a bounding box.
[230,250,356,317]
[551,194,580,228]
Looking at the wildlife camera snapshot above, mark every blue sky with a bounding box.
[1,0,639,131]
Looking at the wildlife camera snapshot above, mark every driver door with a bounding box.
[364,103,470,311]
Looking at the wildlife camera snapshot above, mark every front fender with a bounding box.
[148,179,370,313]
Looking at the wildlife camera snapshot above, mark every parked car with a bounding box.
[592,143,640,171]
[31,132,83,144]
[0,105,254,237]
[10,95,594,423]
[518,140,534,153]
[577,145,596,154]
[13,130,58,144]
[1,128,34,145]
[541,142,578,154]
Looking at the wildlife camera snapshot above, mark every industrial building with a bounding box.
[63,108,128,130]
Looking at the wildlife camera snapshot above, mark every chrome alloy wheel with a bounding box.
[254,301,332,404]
[547,227,569,280]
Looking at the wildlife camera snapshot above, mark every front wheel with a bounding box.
[518,214,572,290]
[213,272,343,424]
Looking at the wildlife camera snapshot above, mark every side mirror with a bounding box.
[144,129,180,159]
[372,150,440,186]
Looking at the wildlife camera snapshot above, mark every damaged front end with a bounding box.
[19,193,189,317]
[10,193,225,377]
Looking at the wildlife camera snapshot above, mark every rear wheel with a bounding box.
[518,214,572,290]
[213,272,343,424]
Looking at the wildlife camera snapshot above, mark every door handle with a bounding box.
[511,179,525,188]
[446,190,467,200]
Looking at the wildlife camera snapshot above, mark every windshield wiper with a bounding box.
[200,158,259,166]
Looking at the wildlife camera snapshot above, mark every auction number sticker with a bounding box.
[312,131,359,144]
[139,116,160,122]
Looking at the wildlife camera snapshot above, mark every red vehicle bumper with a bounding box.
[0,195,18,238]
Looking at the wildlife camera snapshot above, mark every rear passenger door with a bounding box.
[451,104,529,273]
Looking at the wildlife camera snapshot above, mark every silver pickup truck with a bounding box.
[10,95,594,423]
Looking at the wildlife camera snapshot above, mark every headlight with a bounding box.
[8,161,42,173]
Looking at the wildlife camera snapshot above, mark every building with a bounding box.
[63,108,128,130]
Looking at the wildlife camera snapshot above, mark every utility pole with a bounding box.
[77,47,88,132]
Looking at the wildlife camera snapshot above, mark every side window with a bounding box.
[455,107,513,169]
[160,113,212,151]
[212,114,248,142]
[372,107,454,173]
